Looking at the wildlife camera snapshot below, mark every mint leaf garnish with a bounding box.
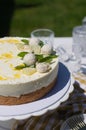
[15,64,26,70]
[15,63,35,70]
[17,52,28,58]
[21,39,29,45]
[38,41,44,47]
[35,54,43,62]
[36,54,58,63]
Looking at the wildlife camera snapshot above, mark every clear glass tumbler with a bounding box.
[31,28,55,46]
[72,17,86,73]
[72,26,86,57]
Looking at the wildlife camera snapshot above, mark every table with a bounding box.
[0,37,86,130]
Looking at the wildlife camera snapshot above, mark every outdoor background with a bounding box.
[0,0,86,37]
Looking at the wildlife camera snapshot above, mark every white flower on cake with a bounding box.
[29,38,40,45]
[36,62,50,73]
[41,44,53,55]
[23,53,36,66]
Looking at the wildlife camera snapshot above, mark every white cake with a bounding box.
[0,37,59,105]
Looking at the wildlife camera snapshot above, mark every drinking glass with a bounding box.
[72,26,86,57]
[72,41,82,73]
[72,17,86,73]
[31,29,55,46]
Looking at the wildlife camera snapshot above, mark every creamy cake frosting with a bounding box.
[0,37,59,105]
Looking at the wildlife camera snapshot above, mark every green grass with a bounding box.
[9,0,86,37]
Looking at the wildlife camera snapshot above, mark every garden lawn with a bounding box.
[10,0,86,37]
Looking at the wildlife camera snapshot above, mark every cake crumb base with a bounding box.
[0,78,57,105]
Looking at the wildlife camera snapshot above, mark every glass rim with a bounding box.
[73,26,86,35]
[31,28,54,36]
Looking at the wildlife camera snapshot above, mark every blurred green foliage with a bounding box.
[15,0,43,6]
[9,0,86,37]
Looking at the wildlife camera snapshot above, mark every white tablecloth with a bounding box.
[54,37,72,51]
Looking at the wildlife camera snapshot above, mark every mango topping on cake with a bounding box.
[0,37,21,44]
[0,53,13,59]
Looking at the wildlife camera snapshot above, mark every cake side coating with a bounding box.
[0,78,57,105]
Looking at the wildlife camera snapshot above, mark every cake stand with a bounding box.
[0,63,74,121]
